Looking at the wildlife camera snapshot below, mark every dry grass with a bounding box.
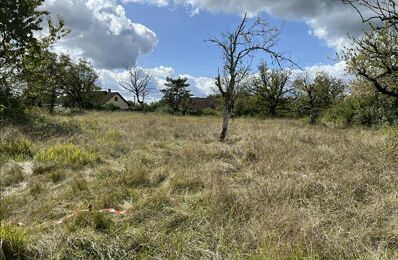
[0,110,397,259]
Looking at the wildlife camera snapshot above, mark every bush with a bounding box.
[155,105,175,114]
[102,104,120,111]
[321,100,355,127]
[0,224,28,260]
[201,108,220,116]
[321,94,398,127]
[35,144,95,168]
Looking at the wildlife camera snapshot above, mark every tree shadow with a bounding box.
[2,111,80,140]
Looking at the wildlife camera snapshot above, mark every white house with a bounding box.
[92,89,129,110]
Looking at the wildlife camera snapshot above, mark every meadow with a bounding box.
[1,110,397,259]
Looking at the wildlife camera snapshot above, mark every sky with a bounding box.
[43,0,368,101]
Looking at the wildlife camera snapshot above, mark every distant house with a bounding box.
[92,89,129,110]
[188,97,217,112]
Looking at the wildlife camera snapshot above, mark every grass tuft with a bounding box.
[0,138,33,161]
[0,224,28,260]
[35,144,95,168]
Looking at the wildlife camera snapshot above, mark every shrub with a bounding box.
[201,108,220,116]
[155,105,174,114]
[102,104,120,111]
[35,144,95,168]
[0,224,28,259]
[321,100,355,127]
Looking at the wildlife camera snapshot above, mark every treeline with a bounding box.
[1,0,397,130]
[147,66,398,127]
[1,0,101,118]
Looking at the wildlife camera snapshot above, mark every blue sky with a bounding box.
[126,3,337,77]
[44,0,362,99]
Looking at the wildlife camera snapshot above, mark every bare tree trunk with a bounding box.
[219,102,230,142]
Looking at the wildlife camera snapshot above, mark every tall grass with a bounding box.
[0,111,397,259]
[35,144,95,168]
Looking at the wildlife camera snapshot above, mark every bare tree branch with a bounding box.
[118,65,153,108]
[207,13,299,141]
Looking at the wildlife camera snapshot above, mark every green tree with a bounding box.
[293,72,345,123]
[249,63,292,116]
[23,50,63,113]
[58,56,99,110]
[0,0,67,111]
[342,0,398,100]
[160,77,192,113]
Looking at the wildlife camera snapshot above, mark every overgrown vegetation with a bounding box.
[1,111,397,259]
[1,0,398,259]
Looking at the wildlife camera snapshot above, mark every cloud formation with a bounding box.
[44,0,158,69]
[123,0,368,50]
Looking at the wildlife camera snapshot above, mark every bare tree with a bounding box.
[118,66,153,109]
[248,62,292,116]
[342,0,397,30]
[208,13,297,142]
[342,0,398,100]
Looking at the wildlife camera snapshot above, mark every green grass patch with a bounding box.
[0,224,28,259]
[0,138,33,161]
[35,144,95,168]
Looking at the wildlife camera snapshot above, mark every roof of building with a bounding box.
[92,90,129,106]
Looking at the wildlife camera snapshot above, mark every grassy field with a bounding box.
[1,110,398,259]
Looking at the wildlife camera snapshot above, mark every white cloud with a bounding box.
[96,66,215,102]
[303,61,351,81]
[123,0,370,51]
[122,0,169,7]
[44,0,158,69]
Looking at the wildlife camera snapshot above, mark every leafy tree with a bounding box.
[23,50,63,113]
[160,77,192,113]
[58,56,99,110]
[248,63,292,116]
[208,13,297,142]
[0,0,68,111]
[293,72,345,123]
[342,0,398,100]
[118,66,153,110]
